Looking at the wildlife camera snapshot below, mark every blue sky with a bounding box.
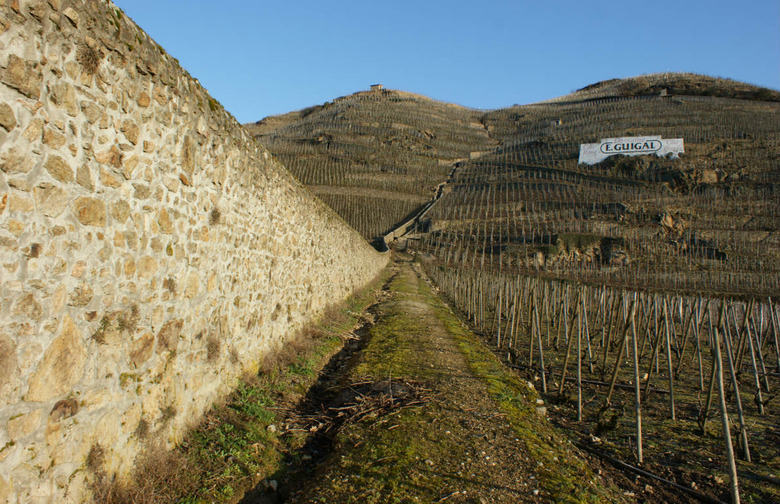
[113,0,779,124]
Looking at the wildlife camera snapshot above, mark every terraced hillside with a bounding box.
[246,89,498,240]
[421,92,780,296]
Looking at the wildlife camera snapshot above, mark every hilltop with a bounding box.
[547,72,780,103]
[245,88,498,240]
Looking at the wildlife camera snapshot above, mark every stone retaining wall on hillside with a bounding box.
[0,1,387,502]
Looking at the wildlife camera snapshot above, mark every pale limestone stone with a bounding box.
[121,155,139,179]
[44,155,74,183]
[67,283,93,307]
[100,166,122,188]
[12,292,43,321]
[65,60,79,79]
[25,315,86,401]
[42,127,66,148]
[51,284,66,313]
[7,219,24,236]
[163,176,180,192]
[81,101,102,124]
[0,334,20,402]
[70,261,86,278]
[62,6,79,26]
[158,207,172,233]
[7,193,34,212]
[22,118,43,141]
[8,177,31,192]
[0,102,16,131]
[133,183,150,199]
[153,85,167,105]
[129,332,154,367]
[184,272,199,298]
[2,54,42,99]
[123,258,135,277]
[76,164,93,190]
[121,403,142,434]
[33,183,70,217]
[50,82,78,116]
[137,92,151,108]
[180,134,196,175]
[8,409,42,439]
[109,199,131,223]
[72,196,106,226]
[0,147,33,173]
[95,145,122,168]
[156,319,183,353]
[28,0,48,21]
[120,119,139,145]
[0,474,11,502]
[136,256,157,278]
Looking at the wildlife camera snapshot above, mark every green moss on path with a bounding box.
[284,258,630,504]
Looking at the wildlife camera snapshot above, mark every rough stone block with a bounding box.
[100,166,122,188]
[8,409,43,439]
[67,283,93,307]
[25,315,86,402]
[109,199,131,223]
[76,164,93,190]
[45,155,74,183]
[95,145,122,169]
[0,102,16,131]
[33,183,70,217]
[130,332,154,367]
[136,256,157,278]
[156,319,183,353]
[1,147,34,174]
[50,82,78,116]
[7,193,34,212]
[72,196,106,226]
[120,119,139,145]
[62,7,79,27]
[43,127,66,148]
[12,292,43,321]
[137,92,151,108]
[2,54,42,99]
[0,334,20,402]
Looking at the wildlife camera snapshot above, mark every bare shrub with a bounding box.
[91,441,196,504]
[77,44,101,75]
[209,206,221,225]
[206,334,221,362]
[258,324,326,375]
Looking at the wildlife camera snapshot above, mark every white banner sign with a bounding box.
[578,136,684,165]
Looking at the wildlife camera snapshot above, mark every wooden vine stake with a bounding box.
[663,298,676,420]
[721,305,751,462]
[629,295,643,464]
[712,305,740,504]
[577,286,583,421]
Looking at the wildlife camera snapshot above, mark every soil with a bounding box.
[238,256,660,504]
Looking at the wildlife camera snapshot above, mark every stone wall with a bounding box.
[0,1,388,502]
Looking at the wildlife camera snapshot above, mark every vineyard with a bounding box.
[245,88,498,239]
[251,74,780,503]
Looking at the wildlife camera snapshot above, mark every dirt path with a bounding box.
[238,257,631,504]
